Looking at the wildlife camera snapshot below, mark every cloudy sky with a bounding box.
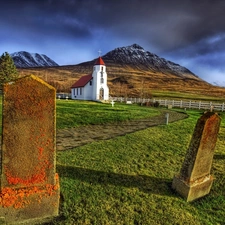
[1,0,225,85]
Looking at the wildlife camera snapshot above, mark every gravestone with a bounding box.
[0,75,60,224]
[172,111,221,202]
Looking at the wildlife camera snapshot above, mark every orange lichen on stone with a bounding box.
[0,174,59,209]
[4,165,47,186]
[38,147,44,156]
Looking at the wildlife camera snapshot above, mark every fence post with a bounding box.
[199,101,201,110]
[180,100,182,108]
[189,101,191,108]
[222,103,224,112]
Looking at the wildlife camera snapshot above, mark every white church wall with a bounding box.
[71,57,109,101]
[84,81,93,100]
[71,88,76,99]
[71,81,93,100]
[71,87,84,100]
[92,65,109,100]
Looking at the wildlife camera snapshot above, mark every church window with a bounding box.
[101,78,104,84]
[90,80,92,86]
[76,88,78,95]
[80,88,82,95]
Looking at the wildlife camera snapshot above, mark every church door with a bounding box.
[99,88,104,100]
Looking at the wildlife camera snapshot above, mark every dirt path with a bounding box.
[56,110,188,151]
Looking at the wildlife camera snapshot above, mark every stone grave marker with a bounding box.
[172,111,221,202]
[0,75,60,224]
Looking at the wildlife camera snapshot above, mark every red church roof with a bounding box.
[71,74,92,88]
[95,57,105,65]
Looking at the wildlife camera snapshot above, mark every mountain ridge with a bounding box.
[11,51,59,68]
[16,44,225,98]
[75,44,202,83]
[102,44,199,80]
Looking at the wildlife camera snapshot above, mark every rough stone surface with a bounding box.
[172,112,221,202]
[0,75,59,224]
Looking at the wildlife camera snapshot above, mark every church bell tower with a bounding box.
[92,55,109,101]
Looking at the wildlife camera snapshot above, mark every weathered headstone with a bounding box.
[0,75,60,224]
[172,111,221,202]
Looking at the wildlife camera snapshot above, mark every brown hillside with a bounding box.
[15,44,225,100]
[17,62,225,100]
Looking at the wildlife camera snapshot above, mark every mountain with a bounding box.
[102,44,199,80]
[75,44,202,82]
[17,44,225,98]
[11,51,59,68]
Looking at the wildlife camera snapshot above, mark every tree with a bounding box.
[0,52,18,88]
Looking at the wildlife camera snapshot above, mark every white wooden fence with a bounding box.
[56,94,225,112]
[153,99,225,112]
[110,97,225,112]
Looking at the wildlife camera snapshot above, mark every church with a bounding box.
[71,56,109,101]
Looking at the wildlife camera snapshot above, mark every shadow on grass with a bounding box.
[214,154,225,160]
[57,164,173,196]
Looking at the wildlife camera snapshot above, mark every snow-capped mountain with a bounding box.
[102,44,200,80]
[11,51,59,68]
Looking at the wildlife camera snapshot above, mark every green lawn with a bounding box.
[53,101,225,225]
[0,98,224,224]
[56,100,159,129]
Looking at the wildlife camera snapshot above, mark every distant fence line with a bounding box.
[56,93,225,112]
[110,97,225,112]
[57,93,71,99]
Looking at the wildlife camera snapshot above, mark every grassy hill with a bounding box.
[17,61,225,101]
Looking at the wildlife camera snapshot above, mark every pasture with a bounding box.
[1,99,225,224]
[54,100,225,224]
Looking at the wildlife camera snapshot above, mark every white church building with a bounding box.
[71,57,109,101]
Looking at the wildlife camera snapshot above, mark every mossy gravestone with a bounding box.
[0,75,60,224]
[172,112,221,202]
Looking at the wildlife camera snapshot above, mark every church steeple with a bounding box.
[94,57,105,65]
[92,52,108,101]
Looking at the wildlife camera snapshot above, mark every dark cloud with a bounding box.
[2,0,225,50]
[0,0,225,84]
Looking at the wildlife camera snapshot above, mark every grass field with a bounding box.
[0,98,225,224]
[151,90,225,102]
[52,100,225,224]
[56,100,160,129]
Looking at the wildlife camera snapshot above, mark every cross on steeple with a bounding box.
[98,50,102,57]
